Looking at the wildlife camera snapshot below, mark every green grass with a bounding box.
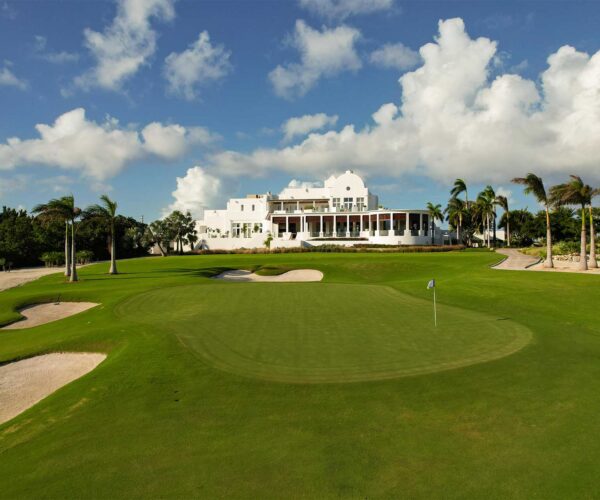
[1,251,600,498]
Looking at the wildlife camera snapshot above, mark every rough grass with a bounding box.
[1,251,600,498]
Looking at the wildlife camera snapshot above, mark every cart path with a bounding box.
[493,249,540,270]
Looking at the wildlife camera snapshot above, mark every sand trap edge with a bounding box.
[1,302,100,330]
[0,352,107,426]
[213,269,324,282]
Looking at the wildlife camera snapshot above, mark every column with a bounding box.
[360,214,364,232]
[419,213,424,236]
[347,214,350,237]
[390,212,394,235]
[376,213,380,236]
[404,213,411,236]
[286,216,289,234]
[333,215,337,237]
[296,201,300,212]
[320,214,323,237]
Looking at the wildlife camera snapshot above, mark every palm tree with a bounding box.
[590,188,599,269]
[32,195,76,278]
[450,178,468,205]
[84,195,119,274]
[550,175,593,271]
[512,174,554,268]
[476,188,496,248]
[495,195,510,247]
[445,197,467,244]
[426,202,444,245]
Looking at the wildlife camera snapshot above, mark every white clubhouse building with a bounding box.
[196,171,444,250]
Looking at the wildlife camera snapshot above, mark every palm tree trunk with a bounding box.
[544,207,553,268]
[507,216,511,247]
[70,220,78,282]
[589,206,597,269]
[486,214,490,248]
[580,206,588,271]
[431,221,435,245]
[64,221,71,277]
[109,222,118,274]
[457,215,461,244]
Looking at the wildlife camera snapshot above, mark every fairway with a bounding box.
[2,250,600,499]
[118,283,532,383]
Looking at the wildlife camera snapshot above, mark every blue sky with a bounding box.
[1,0,600,222]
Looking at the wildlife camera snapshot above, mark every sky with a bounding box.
[1,0,600,223]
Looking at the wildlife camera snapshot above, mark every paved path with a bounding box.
[493,249,540,270]
[0,267,62,292]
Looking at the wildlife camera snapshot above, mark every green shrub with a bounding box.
[40,251,65,267]
[76,250,94,264]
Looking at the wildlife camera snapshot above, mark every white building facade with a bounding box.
[196,171,444,250]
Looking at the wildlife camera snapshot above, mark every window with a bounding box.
[356,197,365,211]
[344,197,353,210]
[232,223,241,237]
[252,204,255,211]
[332,197,341,209]
[241,204,244,212]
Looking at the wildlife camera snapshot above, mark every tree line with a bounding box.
[429,174,599,271]
[0,194,198,276]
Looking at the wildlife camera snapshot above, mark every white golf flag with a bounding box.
[427,279,435,289]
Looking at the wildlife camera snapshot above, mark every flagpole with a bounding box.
[433,287,437,327]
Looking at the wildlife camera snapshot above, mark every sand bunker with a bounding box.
[0,267,61,292]
[214,269,323,282]
[2,302,99,330]
[0,352,106,425]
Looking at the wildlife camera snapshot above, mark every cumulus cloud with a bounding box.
[282,113,338,142]
[0,108,216,181]
[74,0,175,91]
[164,166,223,218]
[0,64,27,89]
[206,18,600,184]
[34,36,79,64]
[370,42,420,71]
[298,0,394,20]
[269,20,361,99]
[164,31,232,100]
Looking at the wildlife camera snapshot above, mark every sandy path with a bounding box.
[494,249,600,274]
[2,302,99,330]
[0,352,106,425]
[493,249,540,270]
[214,269,323,282]
[0,267,62,292]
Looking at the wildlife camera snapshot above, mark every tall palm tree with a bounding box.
[495,195,510,247]
[476,188,496,248]
[450,178,468,205]
[32,195,75,277]
[590,188,599,269]
[445,197,467,244]
[550,175,593,271]
[512,174,554,268]
[84,195,119,274]
[426,202,444,245]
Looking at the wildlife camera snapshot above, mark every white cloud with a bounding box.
[287,179,323,189]
[206,18,600,185]
[269,20,362,99]
[0,64,27,89]
[298,0,394,20]
[34,36,79,64]
[370,42,420,71]
[282,113,338,142]
[1,2,17,20]
[74,0,175,91]
[164,31,231,100]
[0,108,215,181]
[164,166,222,218]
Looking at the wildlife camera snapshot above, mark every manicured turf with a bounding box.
[1,250,600,498]
[118,283,531,383]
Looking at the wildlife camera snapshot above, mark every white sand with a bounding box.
[528,260,600,274]
[214,269,323,282]
[0,352,106,425]
[0,267,62,292]
[2,302,99,330]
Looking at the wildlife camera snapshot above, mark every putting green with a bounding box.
[116,282,532,383]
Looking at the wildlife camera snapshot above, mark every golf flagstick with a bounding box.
[427,279,437,327]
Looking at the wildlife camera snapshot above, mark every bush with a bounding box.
[40,251,65,267]
[193,245,465,255]
[76,250,94,264]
